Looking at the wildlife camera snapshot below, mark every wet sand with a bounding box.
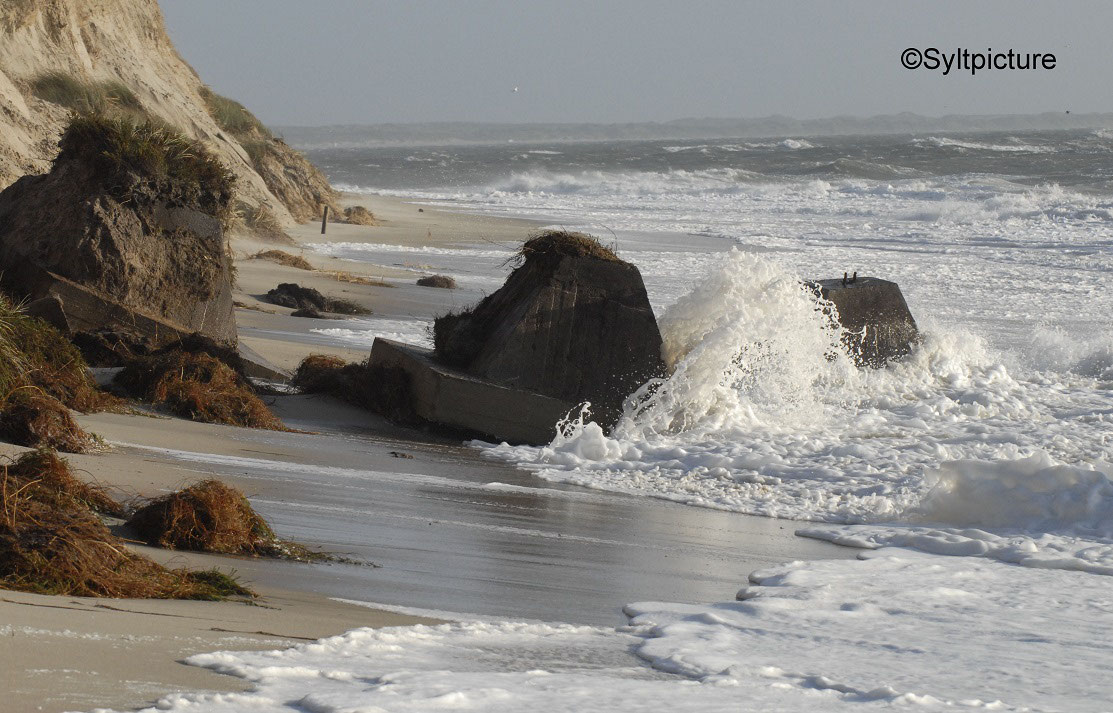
[77,402,855,627]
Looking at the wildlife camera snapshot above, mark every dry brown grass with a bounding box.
[290,355,418,424]
[7,448,122,517]
[417,275,457,289]
[291,354,348,393]
[509,229,619,269]
[127,479,273,555]
[6,308,120,413]
[341,206,377,225]
[115,351,284,430]
[432,307,484,367]
[127,479,320,561]
[250,249,313,270]
[0,297,111,452]
[316,270,394,288]
[0,451,252,599]
[0,391,97,453]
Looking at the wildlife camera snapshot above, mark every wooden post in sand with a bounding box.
[321,205,329,234]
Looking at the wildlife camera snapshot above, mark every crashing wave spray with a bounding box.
[549,250,861,455]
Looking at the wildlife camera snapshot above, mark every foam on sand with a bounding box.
[95,549,1113,712]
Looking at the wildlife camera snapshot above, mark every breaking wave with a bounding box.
[480,250,1112,531]
[914,136,1055,153]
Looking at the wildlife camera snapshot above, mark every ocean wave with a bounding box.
[488,168,762,196]
[799,451,1113,576]
[307,241,513,258]
[745,138,816,150]
[914,136,1055,153]
[479,250,1112,528]
[796,158,923,180]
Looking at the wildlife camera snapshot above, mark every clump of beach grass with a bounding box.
[291,354,348,393]
[250,249,313,270]
[200,86,272,139]
[57,114,235,216]
[5,303,120,413]
[508,229,619,269]
[0,296,116,452]
[341,206,377,225]
[127,479,324,561]
[291,354,418,424]
[417,275,457,289]
[6,448,123,517]
[115,351,284,430]
[431,307,484,367]
[0,450,253,599]
[0,391,97,453]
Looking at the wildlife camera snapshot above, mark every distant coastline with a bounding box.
[276,111,1113,148]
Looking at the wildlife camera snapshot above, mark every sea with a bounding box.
[120,130,1113,712]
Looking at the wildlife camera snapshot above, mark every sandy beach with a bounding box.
[1,194,853,713]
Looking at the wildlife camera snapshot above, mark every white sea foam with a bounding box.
[479,250,1112,535]
[915,136,1055,153]
[95,550,1113,712]
[799,453,1113,575]
[307,241,512,259]
[310,317,432,348]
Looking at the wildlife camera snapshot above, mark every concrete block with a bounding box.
[370,338,576,445]
[810,276,919,367]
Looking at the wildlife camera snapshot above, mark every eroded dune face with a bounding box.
[0,0,334,226]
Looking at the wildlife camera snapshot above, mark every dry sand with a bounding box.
[230,193,542,371]
[2,193,531,713]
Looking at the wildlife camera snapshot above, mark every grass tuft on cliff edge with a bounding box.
[57,114,235,205]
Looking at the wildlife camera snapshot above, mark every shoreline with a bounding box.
[3,191,855,713]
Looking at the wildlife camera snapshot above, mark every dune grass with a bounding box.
[417,275,457,289]
[0,450,253,599]
[127,479,326,561]
[200,86,271,139]
[250,249,313,270]
[342,206,377,225]
[58,114,235,202]
[509,229,620,269]
[0,296,115,453]
[291,354,418,424]
[31,71,144,118]
[115,351,284,430]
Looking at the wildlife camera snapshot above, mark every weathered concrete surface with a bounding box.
[370,338,576,445]
[434,232,667,429]
[811,276,919,366]
[238,342,291,382]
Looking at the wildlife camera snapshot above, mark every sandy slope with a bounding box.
[0,0,325,224]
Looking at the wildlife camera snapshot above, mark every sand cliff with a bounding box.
[0,0,334,226]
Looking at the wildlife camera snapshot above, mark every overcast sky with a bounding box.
[161,1,1112,127]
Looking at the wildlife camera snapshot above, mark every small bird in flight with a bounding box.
[512,86,519,93]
